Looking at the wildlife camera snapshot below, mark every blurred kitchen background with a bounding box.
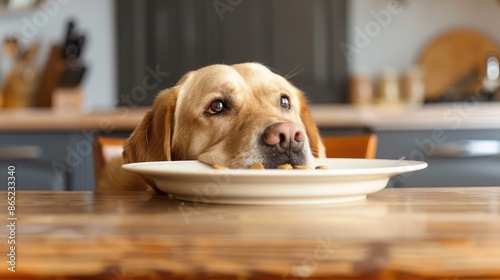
[1,0,500,190]
[2,0,500,108]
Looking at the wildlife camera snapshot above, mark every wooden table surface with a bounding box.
[1,187,500,280]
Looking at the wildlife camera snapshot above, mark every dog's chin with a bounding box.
[198,152,313,169]
[258,146,311,169]
[197,147,313,169]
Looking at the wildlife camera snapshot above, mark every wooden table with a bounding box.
[1,188,500,279]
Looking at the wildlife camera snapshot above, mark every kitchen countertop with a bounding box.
[0,107,149,131]
[1,103,500,131]
[311,103,500,130]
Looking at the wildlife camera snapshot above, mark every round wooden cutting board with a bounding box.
[418,29,500,101]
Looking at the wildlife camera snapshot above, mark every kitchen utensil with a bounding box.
[34,20,87,108]
[33,45,65,107]
[479,54,500,100]
[438,69,479,102]
[59,66,87,88]
[62,20,85,60]
[1,39,40,108]
[418,29,500,102]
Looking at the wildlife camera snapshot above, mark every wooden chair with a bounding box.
[322,134,377,159]
[93,137,126,186]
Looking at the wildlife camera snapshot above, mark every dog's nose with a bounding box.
[263,122,306,152]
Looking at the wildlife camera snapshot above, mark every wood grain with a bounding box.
[1,188,500,279]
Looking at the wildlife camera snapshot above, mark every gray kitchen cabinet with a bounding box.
[0,130,135,191]
[0,131,98,191]
[0,130,132,191]
[376,129,500,187]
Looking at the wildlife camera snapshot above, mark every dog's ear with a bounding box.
[298,93,326,158]
[123,88,178,164]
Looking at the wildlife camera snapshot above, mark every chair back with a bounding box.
[322,134,377,159]
[93,137,126,185]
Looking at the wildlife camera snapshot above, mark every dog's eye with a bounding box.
[280,96,290,109]
[207,100,226,114]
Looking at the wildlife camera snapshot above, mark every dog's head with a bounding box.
[123,63,325,170]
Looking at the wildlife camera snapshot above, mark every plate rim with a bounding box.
[122,158,428,177]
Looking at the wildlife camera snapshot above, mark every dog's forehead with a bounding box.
[183,63,290,93]
[175,63,303,119]
[231,63,273,78]
[231,63,290,88]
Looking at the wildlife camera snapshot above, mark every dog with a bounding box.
[98,62,325,192]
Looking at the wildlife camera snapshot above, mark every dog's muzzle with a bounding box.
[260,122,308,168]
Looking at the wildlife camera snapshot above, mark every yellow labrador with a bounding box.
[99,63,325,192]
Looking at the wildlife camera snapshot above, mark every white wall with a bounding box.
[0,0,116,110]
[347,0,500,76]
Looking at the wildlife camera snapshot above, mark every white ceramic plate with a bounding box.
[122,159,427,205]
